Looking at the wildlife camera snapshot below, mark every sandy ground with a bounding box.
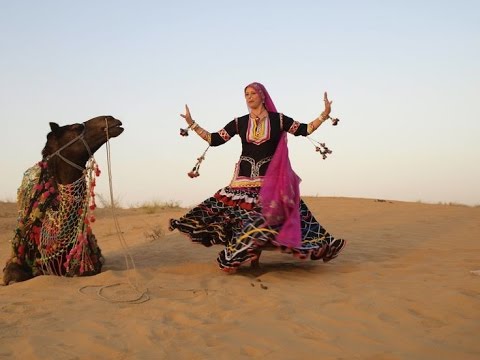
[1,197,479,360]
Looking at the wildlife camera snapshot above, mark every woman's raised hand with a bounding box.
[181,104,194,126]
[321,92,332,119]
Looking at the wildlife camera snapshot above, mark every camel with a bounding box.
[2,116,124,285]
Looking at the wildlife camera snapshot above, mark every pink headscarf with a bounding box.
[245,82,302,248]
[244,82,277,112]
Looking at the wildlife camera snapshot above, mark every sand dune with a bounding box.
[1,197,479,359]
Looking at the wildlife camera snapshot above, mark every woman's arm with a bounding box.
[306,92,332,134]
[282,92,334,136]
[180,105,237,146]
[181,104,211,143]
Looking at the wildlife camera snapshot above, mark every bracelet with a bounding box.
[190,122,199,131]
[318,114,329,122]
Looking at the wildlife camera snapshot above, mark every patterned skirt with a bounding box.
[169,186,346,272]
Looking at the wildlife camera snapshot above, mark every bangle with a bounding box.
[190,122,198,130]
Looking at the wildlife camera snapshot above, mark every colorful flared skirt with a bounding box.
[169,186,346,272]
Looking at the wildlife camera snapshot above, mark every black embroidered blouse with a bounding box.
[209,112,309,187]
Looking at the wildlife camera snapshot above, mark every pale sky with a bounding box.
[1,0,479,207]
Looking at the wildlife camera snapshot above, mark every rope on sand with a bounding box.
[79,119,150,304]
[78,119,220,303]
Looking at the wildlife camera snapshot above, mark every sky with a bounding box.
[1,0,479,207]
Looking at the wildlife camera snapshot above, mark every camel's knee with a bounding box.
[2,262,33,286]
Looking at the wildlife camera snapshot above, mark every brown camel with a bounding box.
[2,116,124,285]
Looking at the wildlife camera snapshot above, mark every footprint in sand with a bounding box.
[378,312,400,325]
[408,308,446,329]
[1,302,33,314]
[250,278,269,290]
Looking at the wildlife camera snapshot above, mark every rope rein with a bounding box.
[80,118,215,303]
[79,119,150,304]
[45,124,92,172]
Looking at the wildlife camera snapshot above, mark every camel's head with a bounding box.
[42,115,124,161]
[41,116,123,183]
[82,115,124,153]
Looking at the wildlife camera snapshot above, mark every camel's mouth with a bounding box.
[106,120,124,137]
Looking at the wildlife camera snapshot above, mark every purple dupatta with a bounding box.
[246,82,302,248]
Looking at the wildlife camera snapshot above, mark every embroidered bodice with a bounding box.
[209,112,309,187]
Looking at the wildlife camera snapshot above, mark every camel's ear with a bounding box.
[49,122,60,132]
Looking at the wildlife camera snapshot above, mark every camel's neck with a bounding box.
[47,157,85,185]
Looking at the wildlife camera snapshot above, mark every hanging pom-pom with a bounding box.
[308,138,333,160]
[315,143,333,159]
[187,146,210,179]
[188,169,200,178]
[180,121,196,137]
[307,112,341,159]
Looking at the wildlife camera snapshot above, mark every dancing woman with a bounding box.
[169,82,346,272]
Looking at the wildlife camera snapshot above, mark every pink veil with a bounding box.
[245,82,302,248]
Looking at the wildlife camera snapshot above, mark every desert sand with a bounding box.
[1,196,479,359]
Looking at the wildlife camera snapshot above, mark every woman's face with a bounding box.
[245,86,263,110]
